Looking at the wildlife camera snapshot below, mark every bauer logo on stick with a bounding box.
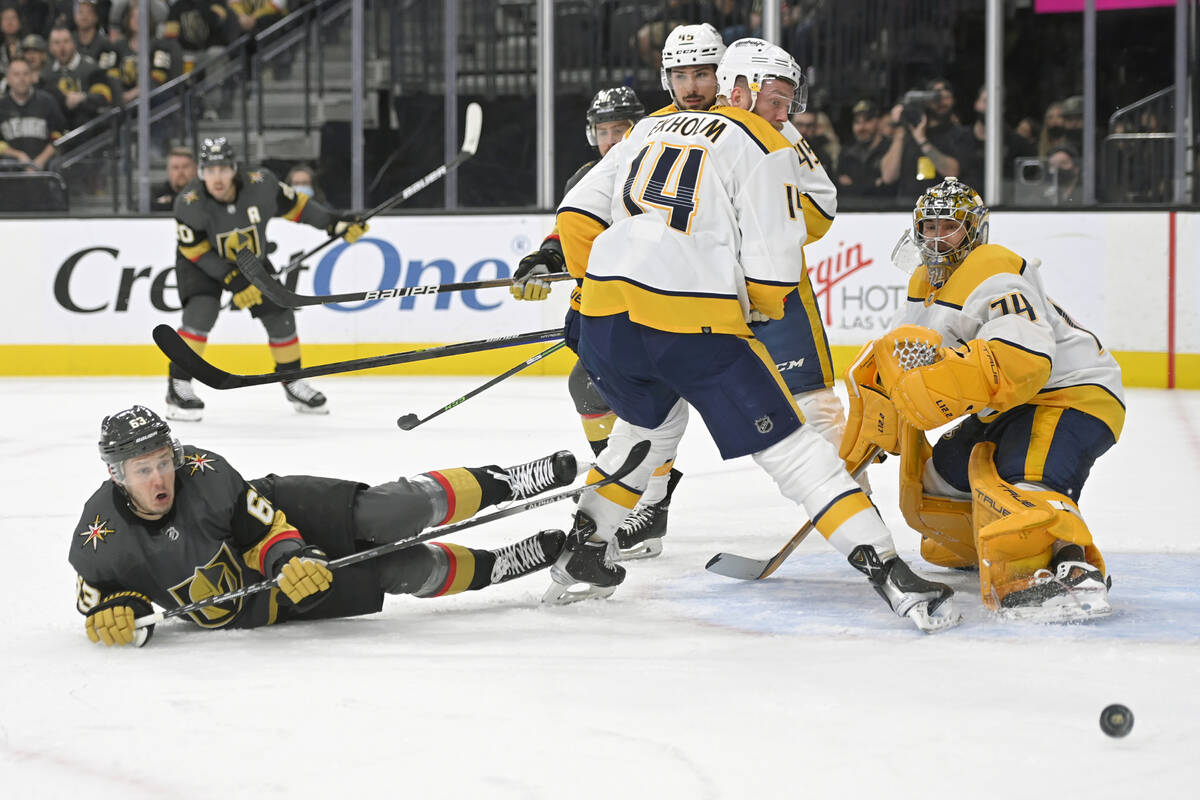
[362,286,440,300]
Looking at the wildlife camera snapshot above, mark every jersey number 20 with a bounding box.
[621,143,707,234]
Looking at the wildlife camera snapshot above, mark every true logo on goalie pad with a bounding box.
[363,285,440,300]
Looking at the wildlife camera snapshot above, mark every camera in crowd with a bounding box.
[900,90,940,127]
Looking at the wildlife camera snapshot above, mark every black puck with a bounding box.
[1100,704,1134,738]
[396,414,419,430]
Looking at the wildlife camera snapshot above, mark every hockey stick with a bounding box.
[704,447,882,581]
[152,323,564,390]
[397,341,567,430]
[278,102,484,277]
[134,440,650,629]
[238,247,573,309]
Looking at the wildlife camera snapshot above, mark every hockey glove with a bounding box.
[328,213,368,244]
[510,248,565,301]
[85,590,155,647]
[222,268,264,310]
[273,546,334,610]
[839,341,899,469]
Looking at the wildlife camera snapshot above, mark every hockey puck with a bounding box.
[1100,704,1134,737]
[396,414,420,430]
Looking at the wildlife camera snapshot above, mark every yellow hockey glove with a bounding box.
[890,339,1006,429]
[510,248,565,301]
[328,214,368,244]
[872,325,944,394]
[232,284,263,309]
[85,591,155,647]
[275,546,333,609]
[839,341,900,469]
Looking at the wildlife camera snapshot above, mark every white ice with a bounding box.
[1,376,1197,798]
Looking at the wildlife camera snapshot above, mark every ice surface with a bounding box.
[1,376,1197,798]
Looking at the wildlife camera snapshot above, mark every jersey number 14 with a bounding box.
[621,143,707,234]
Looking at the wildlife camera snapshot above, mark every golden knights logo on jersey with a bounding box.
[79,515,116,550]
[168,542,245,628]
[216,225,263,261]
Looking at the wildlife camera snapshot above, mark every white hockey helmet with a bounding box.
[716,38,807,114]
[659,23,726,94]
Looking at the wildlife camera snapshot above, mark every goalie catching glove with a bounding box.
[327,213,368,244]
[873,324,1047,430]
[510,247,565,301]
[85,590,155,647]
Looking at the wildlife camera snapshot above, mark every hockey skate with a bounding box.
[165,378,204,422]
[498,451,580,501]
[849,545,962,633]
[489,530,566,584]
[615,468,682,561]
[998,545,1112,622]
[283,379,329,414]
[542,511,625,605]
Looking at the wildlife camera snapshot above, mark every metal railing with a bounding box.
[1101,88,1178,204]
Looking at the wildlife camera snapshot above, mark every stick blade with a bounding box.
[705,552,772,581]
[237,248,302,308]
[152,324,237,390]
[461,102,483,155]
[396,414,420,430]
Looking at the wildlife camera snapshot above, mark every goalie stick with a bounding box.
[238,246,573,309]
[397,341,567,430]
[153,323,564,390]
[135,440,651,630]
[704,448,882,581]
[278,102,484,277]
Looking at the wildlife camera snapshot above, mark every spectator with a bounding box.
[46,24,114,128]
[228,1,290,79]
[1014,115,1038,143]
[877,106,895,140]
[163,1,229,73]
[835,98,890,205]
[790,108,833,169]
[636,1,714,68]
[1045,144,1080,204]
[151,145,195,209]
[1059,94,1084,154]
[73,0,119,75]
[814,110,840,167]
[1038,100,1067,158]
[105,0,166,42]
[970,85,1035,182]
[0,55,65,170]
[110,0,181,105]
[2,7,23,73]
[880,77,976,200]
[285,162,325,203]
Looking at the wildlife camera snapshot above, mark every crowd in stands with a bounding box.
[0,0,294,198]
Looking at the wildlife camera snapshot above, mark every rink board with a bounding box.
[2,211,1196,386]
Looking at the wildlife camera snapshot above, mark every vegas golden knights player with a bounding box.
[73,406,579,647]
[170,137,367,420]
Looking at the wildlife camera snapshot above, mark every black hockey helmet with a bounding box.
[586,86,645,147]
[98,405,183,482]
[199,136,237,170]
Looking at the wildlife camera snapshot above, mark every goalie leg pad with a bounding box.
[969,442,1103,609]
[897,423,977,568]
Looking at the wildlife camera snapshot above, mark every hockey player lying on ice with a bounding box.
[71,406,578,647]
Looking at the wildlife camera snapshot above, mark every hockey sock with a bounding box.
[270,337,302,368]
[169,330,208,380]
[412,542,494,597]
[416,467,510,525]
[580,411,616,456]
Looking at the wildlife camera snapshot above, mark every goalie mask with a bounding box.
[585,86,645,147]
[912,177,989,279]
[99,405,183,483]
[660,23,726,105]
[716,38,807,114]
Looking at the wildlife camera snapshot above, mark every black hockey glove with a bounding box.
[223,268,263,310]
[85,590,155,647]
[271,546,334,611]
[511,248,565,301]
[327,213,368,244]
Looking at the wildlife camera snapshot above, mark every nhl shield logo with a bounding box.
[754,415,774,434]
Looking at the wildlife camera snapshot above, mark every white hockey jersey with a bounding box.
[557,106,834,337]
[894,243,1125,439]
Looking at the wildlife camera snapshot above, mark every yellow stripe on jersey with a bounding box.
[1023,405,1065,483]
[933,244,1026,308]
[283,190,308,222]
[1030,383,1126,441]
[557,208,608,280]
[800,193,834,244]
[581,275,750,336]
[180,239,212,261]
[746,278,797,321]
[709,106,795,154]
[650,103,681,116]
[794,273,836,387]
[813,490,875,539]
[587,467,641,510]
